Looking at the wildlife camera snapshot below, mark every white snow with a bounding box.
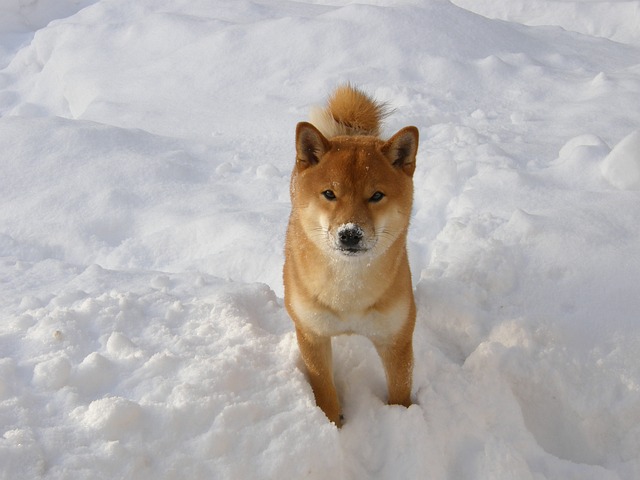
[1,1,639,479]
[602,129,640,189]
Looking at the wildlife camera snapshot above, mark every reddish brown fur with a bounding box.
[284,85,418,426]
[309,84,391,138]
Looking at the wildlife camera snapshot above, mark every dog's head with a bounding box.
[291,122,418,259]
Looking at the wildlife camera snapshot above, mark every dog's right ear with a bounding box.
[296,122,330,168]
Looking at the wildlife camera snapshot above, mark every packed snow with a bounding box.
[1,0,640,478]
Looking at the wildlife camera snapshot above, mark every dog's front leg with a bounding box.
[295,326,342,427]
[373,322,414,408]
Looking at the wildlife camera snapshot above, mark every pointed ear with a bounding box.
[382,126,419,176]
[295,122,331,168]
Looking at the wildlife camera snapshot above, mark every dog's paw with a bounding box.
[329,413,344,428]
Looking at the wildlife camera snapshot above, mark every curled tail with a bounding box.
[309,84,390,138]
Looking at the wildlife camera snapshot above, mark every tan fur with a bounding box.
[284,85,419,426]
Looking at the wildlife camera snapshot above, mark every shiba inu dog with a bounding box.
[283,85,418,426]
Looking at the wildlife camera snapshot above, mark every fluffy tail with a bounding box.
[309,84,390,138]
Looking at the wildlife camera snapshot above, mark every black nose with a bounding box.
[338,226,363,248]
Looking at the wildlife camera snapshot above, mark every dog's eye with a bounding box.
[369,191,385,203]
[322,190,336,201]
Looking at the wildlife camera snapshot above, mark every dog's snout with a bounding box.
[338,225,363,248]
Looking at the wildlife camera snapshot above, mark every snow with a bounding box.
[602,129,640,189]
[1,0,639,478]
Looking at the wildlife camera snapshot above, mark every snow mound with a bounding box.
[601,129,640,190]
[73,396,143,440]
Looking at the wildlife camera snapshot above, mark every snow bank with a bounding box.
[0,0,95,32]
[451,0,640,46]
[0,0,96,68]
[1,1,639,479]
[0,116,288,289]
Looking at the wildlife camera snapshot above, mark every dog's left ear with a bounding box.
[295,122,331,169]
[382,126,419,176]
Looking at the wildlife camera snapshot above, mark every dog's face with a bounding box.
[291,123,418,259]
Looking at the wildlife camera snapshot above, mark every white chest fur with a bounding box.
[292,299,410,340]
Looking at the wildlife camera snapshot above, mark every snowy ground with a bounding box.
[1,1,640,479]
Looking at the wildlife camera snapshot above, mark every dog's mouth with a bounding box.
[337,246,368,256]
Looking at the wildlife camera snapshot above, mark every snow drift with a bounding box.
[1,1,639,479]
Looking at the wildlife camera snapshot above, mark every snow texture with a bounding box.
[1,1,639,479]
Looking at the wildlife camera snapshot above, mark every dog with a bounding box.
[283,84,418,427]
